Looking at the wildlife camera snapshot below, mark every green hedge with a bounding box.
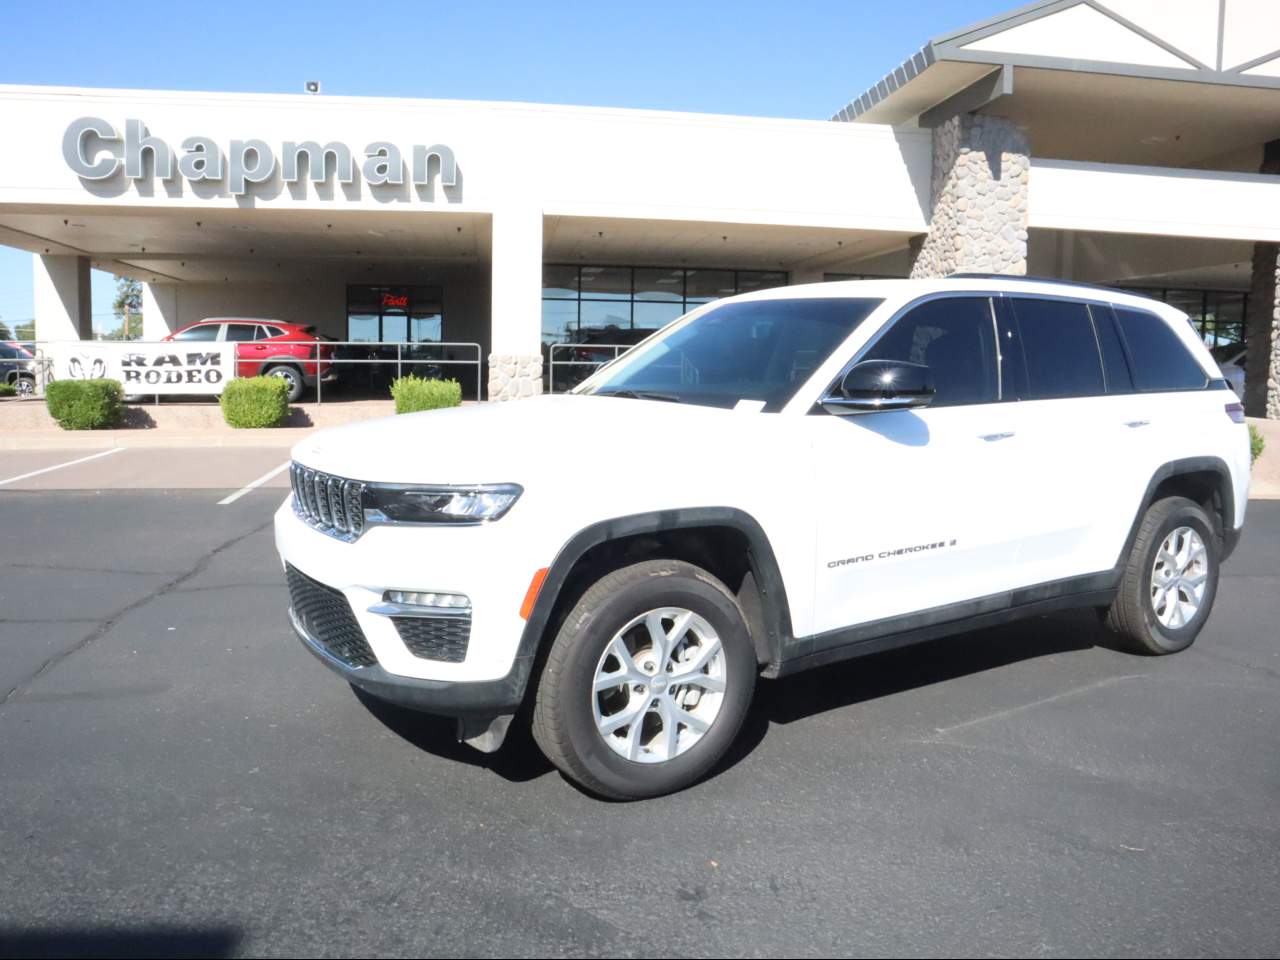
[45,379,123,430]
[1251,424,1265,466]
[0,382,15,398]
[391,375,462,414]
[220,376,290,428]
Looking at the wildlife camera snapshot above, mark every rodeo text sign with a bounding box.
[47,342,236,396]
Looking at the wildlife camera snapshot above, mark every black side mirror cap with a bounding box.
[820,359,935,415]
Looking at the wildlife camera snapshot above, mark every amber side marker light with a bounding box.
[520,568,549,620]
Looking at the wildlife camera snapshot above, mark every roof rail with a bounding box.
[945,273,1157,301]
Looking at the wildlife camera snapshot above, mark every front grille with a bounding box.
[291,462,365,540]
[393,615,471,663]
[286,564,376,668]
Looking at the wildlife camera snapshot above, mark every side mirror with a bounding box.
[820,359,934,415]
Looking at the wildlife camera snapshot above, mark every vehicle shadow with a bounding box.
[720,608,1118,770]
[0,925,241,959]
[356,609,1121,792]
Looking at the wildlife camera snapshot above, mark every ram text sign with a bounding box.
[47,341,236,395]
[62,117,458,196]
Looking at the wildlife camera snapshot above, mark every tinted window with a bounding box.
[580,297,882,411]
[1114,307,1208,391]
[260,326,287,339]
[863,297,997,407]
[173,324,219,341]
[1089,304,1134,393]
[225,323,257,342]
[1008,298,1104,400]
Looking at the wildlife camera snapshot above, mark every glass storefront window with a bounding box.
[541,265,790,344]
[346,285,443,342]
[634,268,684,301]
[578,266,631,300]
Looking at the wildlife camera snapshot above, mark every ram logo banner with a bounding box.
[46,342,236,395]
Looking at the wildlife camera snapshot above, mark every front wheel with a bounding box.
[532,559,756,800]
[14,376,35,397]
[264,364,305,403]
[1104,496,1219,655]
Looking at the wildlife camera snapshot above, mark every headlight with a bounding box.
[363,483,523,525]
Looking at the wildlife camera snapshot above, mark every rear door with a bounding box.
[997,296,1136,584]
[809,294,1027,635]
[224,322,261,377]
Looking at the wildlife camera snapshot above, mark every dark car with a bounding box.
[1,341,36,396]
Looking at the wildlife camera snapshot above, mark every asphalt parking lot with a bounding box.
[1,447,1278,958]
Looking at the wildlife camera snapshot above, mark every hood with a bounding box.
[291,394,763,485]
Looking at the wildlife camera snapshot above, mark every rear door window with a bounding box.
[1113,307,1209,392]
[863,296,998,407]
[225,323,258,342]
[1007,298,1105,400]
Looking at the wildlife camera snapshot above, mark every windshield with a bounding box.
[575,297,882,411]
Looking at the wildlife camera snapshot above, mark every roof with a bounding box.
[834,0,1280,124]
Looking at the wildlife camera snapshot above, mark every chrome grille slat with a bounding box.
[290,461,365,541]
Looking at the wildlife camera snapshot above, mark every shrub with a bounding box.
[1250,424,1265,466]
[220,376,290,428]
[0,382,15,398]
[391,375,462,414]
[45,379,123,430]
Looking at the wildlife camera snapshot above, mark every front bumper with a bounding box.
[289,606,530,718]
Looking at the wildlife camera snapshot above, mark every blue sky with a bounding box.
[0,0,1012,335]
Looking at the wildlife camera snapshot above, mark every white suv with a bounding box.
[275,277,1251,799]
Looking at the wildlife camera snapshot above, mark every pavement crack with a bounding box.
[0,519,274,707]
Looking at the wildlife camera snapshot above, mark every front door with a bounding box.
[809,294,1026,637]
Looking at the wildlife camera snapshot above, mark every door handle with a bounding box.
[978,431,1015,442]
[1124,419,1150,429]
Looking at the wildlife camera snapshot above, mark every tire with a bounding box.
[264,364,305,403]
[1104,496,1219,655]
[15,375,35,397]
[532,559,756,800]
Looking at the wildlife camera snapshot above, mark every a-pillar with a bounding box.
[33,254,91,341]
[1244,140,1280,420]
[142,282,180,340]
[488,207,543,401]
[908,114,1029,278]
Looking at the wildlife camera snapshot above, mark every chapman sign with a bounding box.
[47,342,237,396]
[62,117,458,196]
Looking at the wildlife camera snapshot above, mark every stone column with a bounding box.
[908,114,1029,279]
[33,254,92,341]
[142,281,180,340]
[488,206,543,401]
[1244,140,1280,420]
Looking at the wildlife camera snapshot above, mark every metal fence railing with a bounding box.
[0,339,483,403]
[547,342,635,394]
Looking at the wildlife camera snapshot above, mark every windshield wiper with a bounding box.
[594,389,682,403]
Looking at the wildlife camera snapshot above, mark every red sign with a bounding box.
[381,293,409,308]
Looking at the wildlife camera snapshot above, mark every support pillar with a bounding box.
[33,254,91,341]
[488,207,543,401]
[142,281,180,340]
[908,114,1029,279]
[1244,140,1280,420]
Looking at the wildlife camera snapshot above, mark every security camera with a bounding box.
[305,80,321,95]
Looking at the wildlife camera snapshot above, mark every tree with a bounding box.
[0,318,11,340]
[14,320,34,342]
[110,276,143,340]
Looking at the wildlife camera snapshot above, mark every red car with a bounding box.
[164,318,337,401]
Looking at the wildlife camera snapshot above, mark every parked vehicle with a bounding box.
[164,318,336,401]
[276,277,1251,799]
[0,341,36,395]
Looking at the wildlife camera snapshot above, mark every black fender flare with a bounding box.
[1115,455,1238,568]
[510,507,795,699]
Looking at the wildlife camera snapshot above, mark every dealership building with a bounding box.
[0,0,1277,413]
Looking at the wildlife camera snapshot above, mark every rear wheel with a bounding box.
[1105,496,1219,655]
[264,364,304,402]
[14,375,34,397]
[532,559,756,799]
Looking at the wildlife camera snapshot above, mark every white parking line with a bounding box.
[218,461,291,506]
[0,447,126,488]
